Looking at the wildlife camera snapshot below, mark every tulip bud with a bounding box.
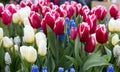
[44,12,55,29]
[5,52,11,65]
[95,6,107,20]
[51,10,60,20]
[35,32,47,47]
[77,22,90,42]
[14,44,18,51]
[70,27,77,40]
[24,25,35,43]
[108,18,117,32]
[85,35,96,53]
[26,0,32,7]
[14,36,20,45]
[20,46,37,63]
[0,27,3,40]
[12,12,21,24]
[109,4,118,18]
[29,11,41,29]
[66,5,74,18]
[3,36,13,49]
[20,1,26,8]
[113,45,120,57]
[53,17,65,35]
[23,17,30,26]
[6,4,16,15]
[112,34,119,45]
[115,19,120,32]
[96,24,108,44]
[56,7,66,17]
[2,10,12,25]
[41,18,47,34]
[31,4,38,12]
[0,3,4,17]
[42,6,51,17]
[38,41,47,56]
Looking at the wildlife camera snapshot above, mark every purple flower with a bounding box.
[107,65,114,72]
[31,65,39,72]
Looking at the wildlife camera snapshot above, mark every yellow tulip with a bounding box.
[112,34,119,45]
[3,36,13,49]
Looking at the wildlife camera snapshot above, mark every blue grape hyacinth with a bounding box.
[31,65,39,72]
[107,65,114,72]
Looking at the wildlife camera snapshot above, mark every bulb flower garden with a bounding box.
[0,0,120,72]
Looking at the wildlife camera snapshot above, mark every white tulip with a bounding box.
[5,52,11,65]
[20,46,37,63]
[14,36,20,45]
[113,45,120,57]
[108,18,117,32]
[116,19,120,32]
[14,44,18,51]
[23,17,30,26]
[0,27,3,40]
[12,12,21,24]
[24,25,35,43]
[3,37,13,48]
[5,65,10,72]
[18,6,31,22]
[112,34,119,45]
[35,32,47,47]
[38,41,47,56]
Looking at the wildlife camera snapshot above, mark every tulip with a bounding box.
[66,5,74,18]
[5,52,11,65]
[20,1,26,8]
[53,17,65,35]
[20,46,37,63]
[31,4,38,12]
[58,67,64,72]
[81,5,90,16]
[86,14,97,34]
[35,32,47,47]
[3,36,13,49]
[54,0,59,5]
[108,18,117,32]
[42,6,51,17]
[85,35,96,53]
[6,4,16,15]
[109,4,118,19]
[44,12,55,29]
[23,17,30,26]
[31,65,39,72]
[0,3,4,17]
[77,22,90,42]
[0,27,3,40]
[1,10,12,25]
[113,45,120,57]
[115,18,120,32]
[70,27,77,40]
[51,10,60,20]
[96,24,108,44]
[26,0,32,7]
[12,12,21,24]
[41,18,47,34]
[24,25,35,43]
[76,3,82,15]
[95,5,107,20]
[107,65,114,72]
[56,7,66,17]
[13,36,20,45]
[14,44,18,51]
[29,11,41,29]
[38,41,47,56]
[112,34,119,45]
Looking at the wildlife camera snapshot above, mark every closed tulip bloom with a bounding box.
[53,17,65,35]
[0,27,3,40]
[29,11,41,29]
[85,35,96,53]
[20,1,26,8]
[41,18,47,34]
[70,27,77,40]
[113,45,120,57]
[35,32,47,47]
[26,0,32,7]
[31,4,38,12]
[2,10,12,25]
[44,12,55,29]
[115,19,120,32]
[13,36,20,45]
[5,52,11,65]
[38,41,47,56]
[66,5,74,18]
[20,46,37,63]
[77,22,90,42]
[112,34,119,45]
[6,4,16,15]
[24,25,35,43]
[108,18,117,32]
[42,6,51,17]
[96,24,108,44]
[109,4,118,19]
[0,3,4,17]
[3,36,13,49]
[23,17,30,26]
[12,12,21,24]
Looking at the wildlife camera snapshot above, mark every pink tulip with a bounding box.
[26,0,32,7]
[0,3,4,17]
[41,18,47,34]
[31,4,38,12]
[6,4,16,15]
[42,6,51,17]
[1,10,12,25]
[53,17,65,35]
[66,5,74,18]
[70,27,77,40]
[20,1,26,8]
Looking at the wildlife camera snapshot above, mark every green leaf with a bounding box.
[65,55,78,69]
[83,53,110,71]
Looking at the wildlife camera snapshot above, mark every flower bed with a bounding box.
[0,0,119,72]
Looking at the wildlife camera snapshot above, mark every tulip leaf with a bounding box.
[104,46,112,61]
[65,55,78,69]
[83,53,110,71]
